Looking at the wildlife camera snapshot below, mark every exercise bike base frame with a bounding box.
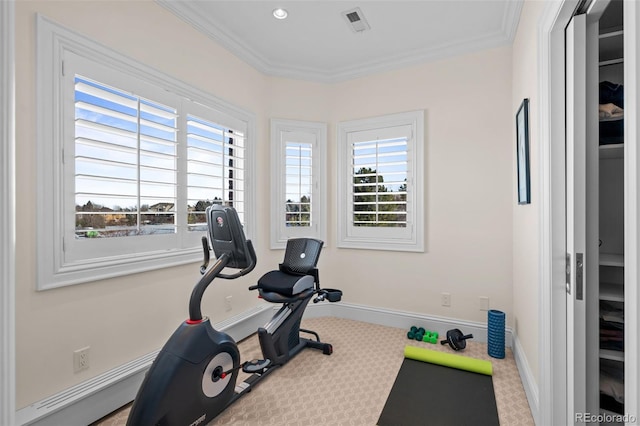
[258,290,332,367]
[126,206,339,425]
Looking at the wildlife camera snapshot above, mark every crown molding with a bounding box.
[157,0,524,83]
[156,0,273,75]
[502,0,524,43]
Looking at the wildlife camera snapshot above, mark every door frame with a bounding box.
[541,1,639,424]
[0,1,16,425]
[537,1,578,424]
[624,1,640,421]
[565,11,589,422]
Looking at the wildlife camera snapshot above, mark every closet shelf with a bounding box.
[600,282,624,302]
[599,29,623,63]
[600,58,624,67]
[600,253,624,267]
[599,143,624,159]
[599,29,623,38]
[600,349,624,362]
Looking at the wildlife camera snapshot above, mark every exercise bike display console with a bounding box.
[126,205,341,426]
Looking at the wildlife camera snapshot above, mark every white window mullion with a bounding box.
[176,99,188,248]
[136,98,142,234]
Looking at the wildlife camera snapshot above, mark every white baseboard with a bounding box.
[305,301,513,346]
[16,302,539,426]
[512,331,540,425]
[15,305,273,426]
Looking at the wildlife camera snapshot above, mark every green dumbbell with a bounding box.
[407,326,419,340]
[422,331,439,344]
[413,327,424,341]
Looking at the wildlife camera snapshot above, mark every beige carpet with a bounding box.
[95,317,534,425]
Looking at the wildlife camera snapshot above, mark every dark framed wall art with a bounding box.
[516,98,530,205]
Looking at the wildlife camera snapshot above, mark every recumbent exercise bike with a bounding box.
[126,205,342,425]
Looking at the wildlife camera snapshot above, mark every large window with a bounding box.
[37,16,254,289]
[270,119,326,248]
[337,111,424,252]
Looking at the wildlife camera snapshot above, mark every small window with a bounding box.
[337,111,424,252]
[270,119,327,249]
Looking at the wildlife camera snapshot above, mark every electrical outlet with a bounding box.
[441,292,451,307]
[73,346,90,373]
[479,296,490,311]
[225,295,232,312]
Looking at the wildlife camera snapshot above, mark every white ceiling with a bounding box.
[157,0,523,83]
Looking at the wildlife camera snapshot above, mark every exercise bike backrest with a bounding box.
[205,204,256,275]
[198,205,256,277]
[276,238,323,290]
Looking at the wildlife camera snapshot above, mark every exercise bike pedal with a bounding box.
[242,359,271,373]
[322,344,333,355]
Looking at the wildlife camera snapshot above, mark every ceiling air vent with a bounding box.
[342,7,371,33]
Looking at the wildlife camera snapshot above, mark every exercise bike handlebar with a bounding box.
[190,239,258,322]
[200,236,210,275]
[218,240,257,279]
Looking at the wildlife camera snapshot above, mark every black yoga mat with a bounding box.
[377,358,500,426]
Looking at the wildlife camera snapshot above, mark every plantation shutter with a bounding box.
[348,125,411,229]
[74,76,178,238]
[337,111,423,252]
[186,103,247,229]
[284,131,315,227]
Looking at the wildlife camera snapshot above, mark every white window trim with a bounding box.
[337,110,424,252]
[36,15,256,290]
[1,1,16,424]
[270,118,327,249]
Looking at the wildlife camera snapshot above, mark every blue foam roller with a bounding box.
[488,309,505,359]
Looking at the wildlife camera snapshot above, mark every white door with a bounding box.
[566,2,612,422]
[624,1,640,421]
[565,13,588,424]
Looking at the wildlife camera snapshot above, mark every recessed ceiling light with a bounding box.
[272,8,288,20]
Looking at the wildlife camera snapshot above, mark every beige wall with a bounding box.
[14,0,270,407]
[15,0,517,409]
[511,0,547,388]
[269,47,515,322]
[322,48,514,320]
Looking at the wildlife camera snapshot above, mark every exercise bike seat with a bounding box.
[254,238,323,303]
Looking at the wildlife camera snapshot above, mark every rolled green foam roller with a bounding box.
[404,345,493,376]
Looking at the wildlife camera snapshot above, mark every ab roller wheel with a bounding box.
[440,328,474,351]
